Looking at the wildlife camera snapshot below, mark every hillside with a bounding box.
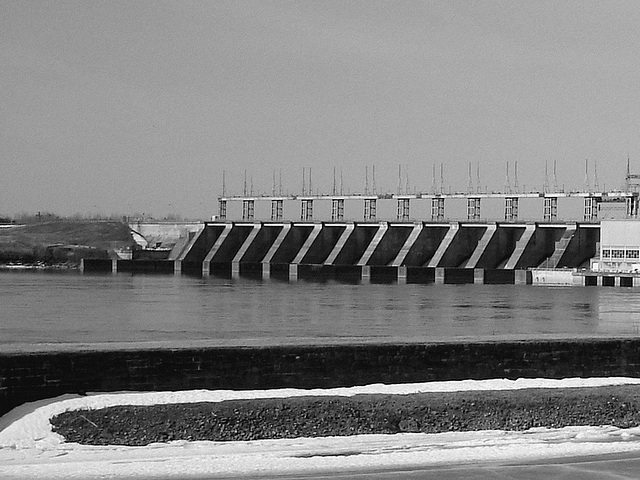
[0,221,135,265]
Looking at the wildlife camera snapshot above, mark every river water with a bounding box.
[1,271,640,349]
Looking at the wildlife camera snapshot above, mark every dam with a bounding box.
[169,219,598,284]
[104,186,640,285]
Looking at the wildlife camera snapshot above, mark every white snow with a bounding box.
[3,378,640,478]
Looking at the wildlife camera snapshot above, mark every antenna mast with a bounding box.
[222,170,226,197]
[301,167,306,195]
[543,162,549,193]
[364,166,368,195]
[333,167,337,196]
[272,170,276,196]
[584,159,590,192]
[405,164,410,195]
[243,169,247,196]
[431,164,437,194]
[372,165,377,194]
[504,162,511,194]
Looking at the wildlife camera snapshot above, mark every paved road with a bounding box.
[185,451,640,480]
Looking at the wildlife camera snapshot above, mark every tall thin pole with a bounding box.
[504,162,511,194]
[405,164,409,195]
[302,167,306,196]
[372,165,376,194]
[543,162,549,193]
[333,167,337,196]
[584,159,590,192]
[243,169,247,197]
[222,170,226,197]
[432,164,437,194]
[364,166,368,195]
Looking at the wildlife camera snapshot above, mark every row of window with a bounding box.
[221,198,513,221]
[602,249,640,259]
[220,199,377,221]
[219,197,630,222]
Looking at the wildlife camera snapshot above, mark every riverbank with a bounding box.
[50,385,640,446]
[0,220,134,265]
[5,379,640,479]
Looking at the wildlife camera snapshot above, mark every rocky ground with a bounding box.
[50,385,640,446]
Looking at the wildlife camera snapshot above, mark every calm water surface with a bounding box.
[1,271,640,348]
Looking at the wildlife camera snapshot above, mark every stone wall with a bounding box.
[2,339,640,417]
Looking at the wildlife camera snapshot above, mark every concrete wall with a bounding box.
[129,222,204,248]
[3,339,640,417]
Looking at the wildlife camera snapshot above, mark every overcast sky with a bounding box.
[2,1,640,218]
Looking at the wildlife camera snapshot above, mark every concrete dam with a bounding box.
[104,220,601,285]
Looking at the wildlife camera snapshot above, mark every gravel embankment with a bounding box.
[50,386,640,446]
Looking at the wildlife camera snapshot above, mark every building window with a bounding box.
[467,198,481,220]
[584,197,598,221]
[242,200,254,220]
[544,197,558,221]
[271,200,283,221]
[397,198,410,221]
[602,249,611,258]
[218,200,227,220]
[431,197,445,221]
[331,199,345,221]
[364,198,377,221]
[301,199,313,221]
[612,249,625,259]
[505,197,518,221]
[626,249,639,259]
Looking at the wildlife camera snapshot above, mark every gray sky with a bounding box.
[2,0,640,218]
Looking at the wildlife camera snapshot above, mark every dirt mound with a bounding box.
[51,385,640,446]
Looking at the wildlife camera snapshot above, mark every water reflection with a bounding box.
[0,272,636,347]
[598,290,640,335]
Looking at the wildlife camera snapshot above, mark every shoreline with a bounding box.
[50,385,640,446]
[5,378,640,479]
